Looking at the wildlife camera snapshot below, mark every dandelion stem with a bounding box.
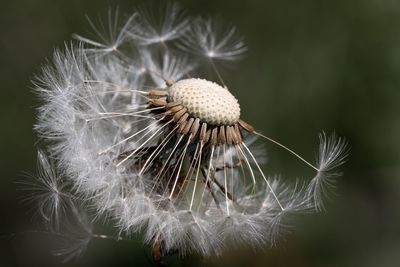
[209,59,226,88]
[152,235,164,267]
[254,131,319,172]
[1,231,129,241]
[222,145,230,215]
[190,143,203,210]
[169,135,192,198]
[241,143,284,211]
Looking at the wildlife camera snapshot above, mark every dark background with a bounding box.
[1,0,400,266]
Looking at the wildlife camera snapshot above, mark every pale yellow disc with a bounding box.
[168,78,241,126]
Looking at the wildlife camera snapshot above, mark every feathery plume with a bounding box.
[30,2,348,264]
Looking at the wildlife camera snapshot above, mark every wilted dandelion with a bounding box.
[31,2,348,264]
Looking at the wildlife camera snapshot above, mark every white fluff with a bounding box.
[31,2,348,261]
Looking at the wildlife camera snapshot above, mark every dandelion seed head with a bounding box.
[30,1,349,261]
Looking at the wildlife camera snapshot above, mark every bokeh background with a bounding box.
[1,0,400,266]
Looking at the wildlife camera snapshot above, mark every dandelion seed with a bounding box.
[52,207,93,263]
[19,150,73,232]
[74,8,137,57]
[307,132,349,211]
[179,16,248,61]
[31,2,348,264]
[129,2,191,46]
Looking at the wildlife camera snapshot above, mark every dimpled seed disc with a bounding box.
[168,78,241,125]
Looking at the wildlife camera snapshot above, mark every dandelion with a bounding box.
[31,2,348,264]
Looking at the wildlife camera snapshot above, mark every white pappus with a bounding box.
[31,1,349,263]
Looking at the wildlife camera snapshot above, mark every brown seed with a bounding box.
[173,108,187,122]
[191,118,200,136]
[182,118,194,135]
[233,124,243,144]
[150,98,167,107]
[199,122,207,143]
[177,112,189,126]
[204,129,211,144]
[238,119,254,133]
[148,90,168,98]
[166,102,181,109]
[165,79,175,87]
[178,119,188,134]
[210,127,218,146]
[226,126,234,145]
[218,126,226,145]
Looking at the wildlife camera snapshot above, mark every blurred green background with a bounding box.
[1,0,400,266]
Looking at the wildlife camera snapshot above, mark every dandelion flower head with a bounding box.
[32,2,348,260]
